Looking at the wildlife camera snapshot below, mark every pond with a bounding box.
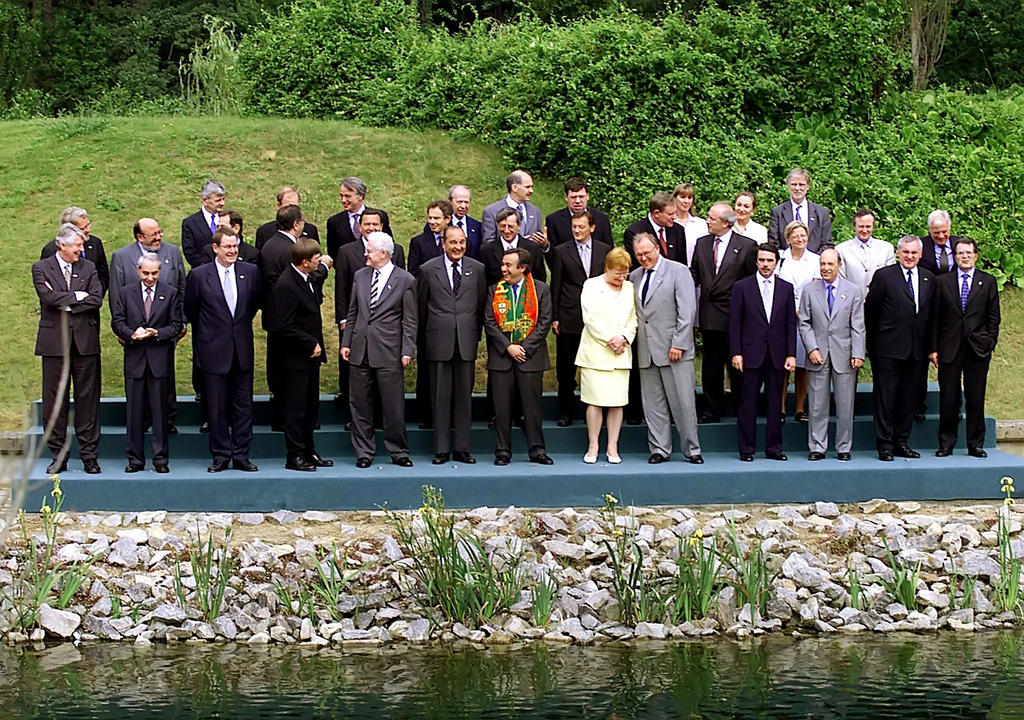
[2,631,1023,719]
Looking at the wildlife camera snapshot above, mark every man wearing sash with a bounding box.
[484,247,554,466]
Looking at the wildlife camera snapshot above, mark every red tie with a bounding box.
[658,228,667,255]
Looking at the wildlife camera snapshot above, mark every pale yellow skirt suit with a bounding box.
[575,277,638,407]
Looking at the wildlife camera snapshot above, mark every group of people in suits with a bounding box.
[31,167,1001,474]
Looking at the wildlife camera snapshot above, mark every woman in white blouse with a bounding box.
[673,183,709,250]
[733,191,768,245]
[776,221,820,423]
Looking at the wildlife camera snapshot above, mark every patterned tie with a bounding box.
[452,261,461,295]
[579,242,589,271]
[370,269,381,309]
[518,204,526,226]
[658,228,667,255]
[223,268,236,317]
[961,273,970,311]
[795,205,802,223]
[641,268,653,305]
[63,263,72,290]
[906,268,915,309]
[762,278,773,317]
[144,287,153,321]
[455,218,464,231]
[827,283,835,315]
[940,244,950,271]
[209,214,217,235]
[352,214,362,240]
[712,237,721,271]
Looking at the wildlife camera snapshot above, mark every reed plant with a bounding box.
[847,567,863,611]
[881,545,921,610]
[994,476,1023,614]
[600,494,666,624]
[531,575,557,628]
[723,516,773,618]
[949,569,977,611]
[173,523,235,622]
[667,530,723,624]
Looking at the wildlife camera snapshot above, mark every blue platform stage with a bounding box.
[21,385,1024,511]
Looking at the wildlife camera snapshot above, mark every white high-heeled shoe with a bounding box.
[583,454,598,464]
[607,453,622,464]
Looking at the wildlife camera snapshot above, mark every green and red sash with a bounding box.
[492,275,539,343]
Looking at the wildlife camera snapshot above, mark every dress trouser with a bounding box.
[282,363,320,460]
[701,329,739,419]
[555,331,582,420]
[349,362,409,461]
[204,353,255,462]
[42,350,100,461]
[736,362,784,455]
[491,367,546,458]
[938,345,990,451]
[640,361,701,457]
[125,367,168,465]
[431,356,475,455]
[871,355,922,452]
[806,361,857,453]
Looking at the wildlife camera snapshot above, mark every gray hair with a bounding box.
[55,223,83,247]
[341,176,367,197]
[59,206,88,225]
[365,231,394,257]
[709,202,737,227]
[506,170,529,192]
[201,180,226,198]
[136,252,161,268]
[898,235,923,251]
[633,232,658,253]
[786,168,810,184]
[927,209,951,229]
[449,184,471,199]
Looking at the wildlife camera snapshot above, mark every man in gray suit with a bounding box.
[417,225,487,464]
[631,234,703,465]
[798,248,865,460]
[340,232,418,468]
[480,170,547,247]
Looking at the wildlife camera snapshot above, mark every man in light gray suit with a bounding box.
[480,170,547,247]
[340,232,418,468]
[417,225,487,464]
[630,234,703,465]
[798,248,865,461]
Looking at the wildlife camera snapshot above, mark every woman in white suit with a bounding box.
[576,248,637,464]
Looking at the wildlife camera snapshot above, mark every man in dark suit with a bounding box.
[546,177,613,248]
[484,247,554,466]
[41,207,109,295]
[729,243,797,461]
[479,207,547,285]
[254,187,321,250]
[272,238,332,471]
[549,210,610,426]
[623,191,686,269]
[690,203,759,423]
[181,180,226,268]
[448,185,482,258]
[32,224,104,475]
[333,209,405,408]
[418,225,487,463]
[768,168,833,252]
[112,253,183,473]
[185,229,262,472]
[930,238,1000,458]
[865,235,935,461]
[325,177,393,260]
[341,232,417,468]
[202,210,259,263]
[481,170,546,247]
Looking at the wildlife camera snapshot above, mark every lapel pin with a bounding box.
[159,295,165,301]
[72,273,79,278]
[239,274,245,279]
[164,258,170,263]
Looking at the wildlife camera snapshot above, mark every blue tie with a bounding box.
[961,273,970,311]
[827,283,835,315]
[511,283,518,306]
[906,269,915,304]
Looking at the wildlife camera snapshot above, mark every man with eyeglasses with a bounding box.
[768,168,833,253]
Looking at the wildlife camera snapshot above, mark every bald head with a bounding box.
[134,217,163,251]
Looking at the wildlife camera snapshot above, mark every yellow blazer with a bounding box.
[575,276,638,370]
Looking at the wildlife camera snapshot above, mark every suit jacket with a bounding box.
[484,279,552,372]
[41,234,109,295]
[258,231,328,331]
[32,256,103,356]
[729,275,797,370]
[768,200,833,253]
[109,241,187,315]
[481,199,543,244]
[798,277,865,373]
[417,255,487,362]
[334,240,406,326]
[112,280,183,379]
[408,230,445,277]
[423,216,482,258]
[201,239,259,265]
[864,263,935,361]
[184,260,261,375]
[549,239,610,333]
[932,268,1000,359]
[273,265,328,370]
[545,207,613,248]
[918,236,964,276]
[255,220,320,251]
[478,236,547,285]
[341,265,417,368]
[689,232,758,332]
[623,218,686,268]
[836,236,895,291]
[631,259,697,368]
[181,210,216,268]
[325,209,392,260]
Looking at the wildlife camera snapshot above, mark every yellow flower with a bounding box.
[612,529,624,537]
[1006,497,1015,506]
[604,493,618,506]
[688,535,699,548]
[40,503,52,516]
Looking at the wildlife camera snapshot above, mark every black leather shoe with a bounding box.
[837,452,852,461]
[199,422,210,434]
[153,463,169,474]
[914,410,926,422]
[699,413,719,425]
[432,453,450,465]
[808,451,826,461]
[355,457,372,468]
[392,456,413,467]
[83,459,101,474]
[168,425,179,435]
[934,447,953,457]
[494,455,510,466]
[344,421,353,432]
[208,459,230,473]
[878,451,894,462]
[530,453,554,465]
[125,463,144,473]
[689,454,704,465]
[648,453,668,464]
[308,453,333,468]
[894,445,921,459]
[286,457,316,472]
[333,392,346,406]
[556,417,572,427]
[795,411,809,424]
[232,459,259,472]
[766,452,788,461]
[46,458,67,475]
[488,418,496,429]
[968,448,988,458]
[453,451,476,464]
[739,454,754,462]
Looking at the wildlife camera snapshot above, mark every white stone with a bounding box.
[268,510,300,525]
[859,499,895,514]
[405,618,431,642]
[38,604,81,638]
[150,603,186,623]
[116,528,149,544]
[238,513,264,525]
[301,511,337,523]
[634,622,667,639]
[542,540,586,561]
[918,590,950,609]
[781,553,831,589]
[815,502,840,518]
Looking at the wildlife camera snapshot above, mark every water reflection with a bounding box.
[1,632,1023,719]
